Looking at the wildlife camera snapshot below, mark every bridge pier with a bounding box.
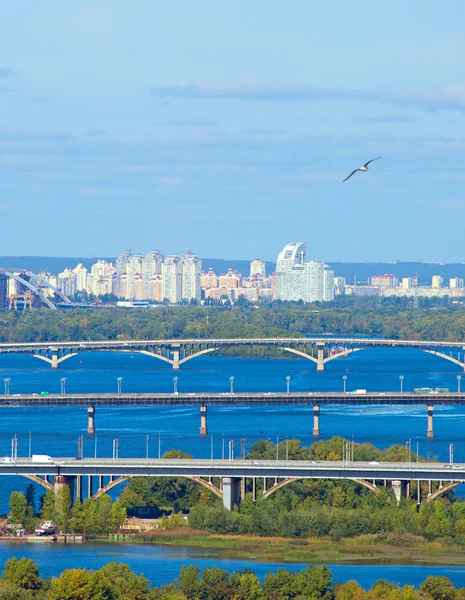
[51,350,59,369]
[316,344,325,371]
[312,405,320,437]
[200,405,208,436]
[76,475,82,503]
[222,476,241,510]
[87,406,95,435]
[172,348,180,370]
[54,475,75,507]
[427,404,434,439]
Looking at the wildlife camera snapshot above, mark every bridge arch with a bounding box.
[421,350,465,370]
[4,272,57,310]
[426,481,460,502]
[262,477,379,500]
[324,347,363,364]
[92,475,222,500]
[21,474,54,491]
[24,271,71,305]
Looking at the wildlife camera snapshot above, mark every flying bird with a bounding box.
[343,157,381,182]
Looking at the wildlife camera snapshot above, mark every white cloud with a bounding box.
[147,78,465,112]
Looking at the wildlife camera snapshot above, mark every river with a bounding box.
[1,348,465,586]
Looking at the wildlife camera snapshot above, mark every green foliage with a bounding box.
[9,491,27,525]
[55,484,72,532]
[39,490,56,521]
[2,558,42,591]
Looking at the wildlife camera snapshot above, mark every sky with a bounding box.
[1,1,465,262]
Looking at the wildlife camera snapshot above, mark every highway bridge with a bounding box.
[1,458,463,510]
[0,337,464,370]
[0,391,462,438]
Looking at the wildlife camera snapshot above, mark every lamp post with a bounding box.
[458,375,462,394]
[173,376,178,395]
[286,376,291,394]
[229,376,235,395]
[116,377,123,395]
[399,375,404,394]
[342,375,347,394]
[450,443,454,464]
[3,378,10,395]
[60,377,67,395]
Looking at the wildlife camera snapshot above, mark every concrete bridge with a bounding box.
[0,337,464,370]
[2,458,464,510]
[1,391,461,438]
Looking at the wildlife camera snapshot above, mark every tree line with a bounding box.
[1,558,465,599]
[1,300,465,344]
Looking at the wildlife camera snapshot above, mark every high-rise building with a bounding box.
[73,264,88,292]
[149,274,164,302]
[334,276,346,295]
[181,250,201,302]
[401,277,416,289]
[162,255,182,303]
[432,275,443,288]
[250,259,266,277]
[219,269,241,289]
[201,269,218,289]
[142,250,164,298]
[450,278,464,289]
[273,242,334,303]
[57,268,77,297]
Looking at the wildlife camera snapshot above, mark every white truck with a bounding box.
[31,454,53,463]
[351,389,367,394]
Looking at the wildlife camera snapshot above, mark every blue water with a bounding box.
[0,542,465,589]
[1,348,465,586]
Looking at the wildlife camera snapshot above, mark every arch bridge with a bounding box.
[0,336,464,370]
[0,268,71,311]
[5,458,465,511]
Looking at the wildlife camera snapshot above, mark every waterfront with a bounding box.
[2,541,465,589]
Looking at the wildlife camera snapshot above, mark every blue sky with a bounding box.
[1,1,465,261]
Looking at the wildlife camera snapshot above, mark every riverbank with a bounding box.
[134,529,465,566]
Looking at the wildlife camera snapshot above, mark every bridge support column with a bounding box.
[88,476,93,498]
[172,348,180,370]
[391,480,402,505]
[87,406,95,435]
[427,404,434,439]
[51,350,59,369]
[312,405,320,437]
[200,406,208,436]
[222,477,241,511]
[76,475,82,503]
[54,475,75,507]
[316,344,325,371]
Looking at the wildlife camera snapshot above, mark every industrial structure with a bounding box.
[0,268,71,310]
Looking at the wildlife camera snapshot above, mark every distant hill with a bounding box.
[1,256,464,285]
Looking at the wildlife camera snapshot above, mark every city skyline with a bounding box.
[1,2,465,260]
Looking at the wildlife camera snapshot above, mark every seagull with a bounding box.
[343,157,381,182]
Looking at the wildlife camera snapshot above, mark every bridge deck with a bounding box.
[0,392,464,406]
[1,458,464,482]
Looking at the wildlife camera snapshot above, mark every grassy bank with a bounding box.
[134,529,465,566]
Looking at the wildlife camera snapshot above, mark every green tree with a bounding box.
[9,491,27,524]
[177,565,201,600]
[2,557,42,591]
[55,483,72,532]
[47,568,114,600]
[40,489,56,521]
[420,576,457,600]
[100,562,151,599]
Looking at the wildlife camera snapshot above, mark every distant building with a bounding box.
[273,242,334,303]
[181,250,202,302]
[432,275,443,288]
[450,278,464,289]
[334,277,346,295]
[401,277,416,289]
[73,264,88,292]
[162,255,182,303]
[250,259,266,277]
[371,274,398,288]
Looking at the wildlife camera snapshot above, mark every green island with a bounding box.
[1,557,465,599]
